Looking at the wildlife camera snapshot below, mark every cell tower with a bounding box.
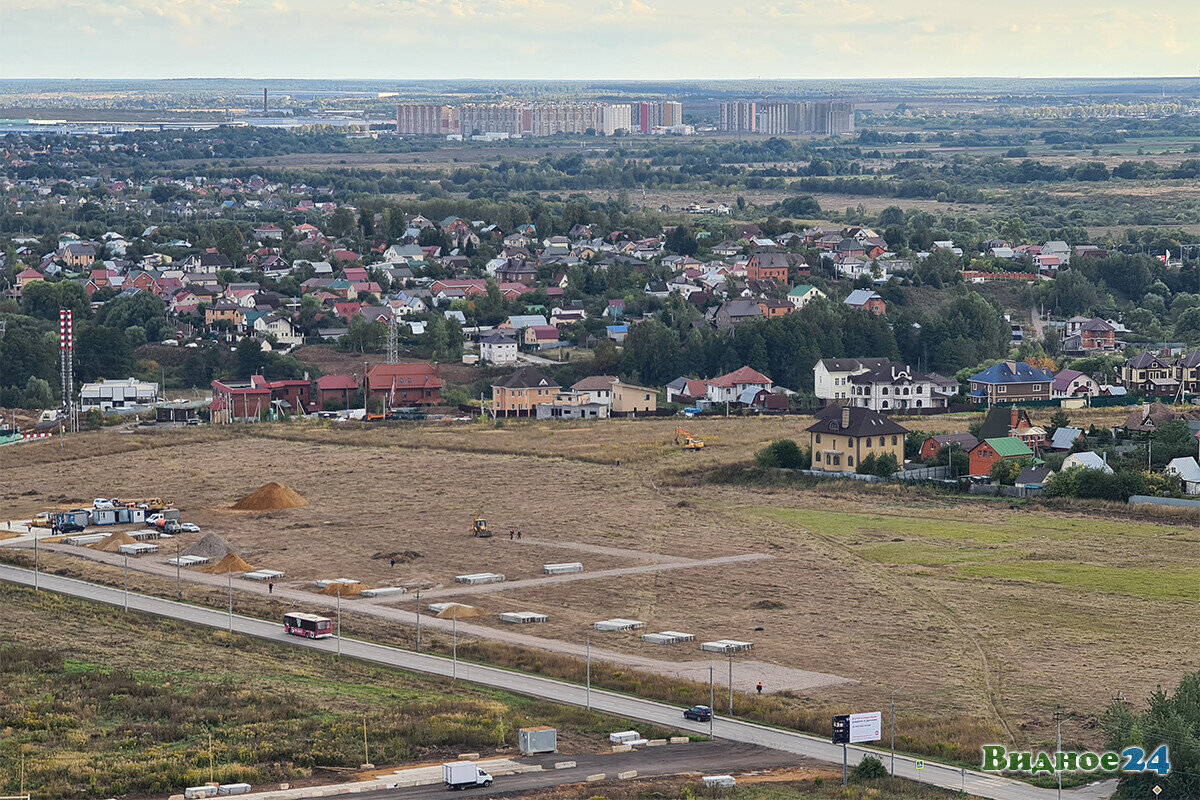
[386,317,399,365]
[59,309,76,433]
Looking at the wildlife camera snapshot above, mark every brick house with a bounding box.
[492,366,560,417]
[968,436,1034,477]
[315,374,360,409]
[807,405,908,474]
[967,362,1054,404]
[745,252,790,286]
[366,363,442,407]
[919,432,979,462]
[1121,352,1178,397]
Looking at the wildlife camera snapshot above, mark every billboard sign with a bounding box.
[849,711,882,744]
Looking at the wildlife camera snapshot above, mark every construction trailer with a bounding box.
[115,507,146,524]
[90,508,118,526]
[55,510,91,528]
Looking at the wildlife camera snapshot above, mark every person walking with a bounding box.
[390,556,396,568]
[509,529,515,540]
[756,681,763,695]
[517,529,522,540]
[268,581,274,594]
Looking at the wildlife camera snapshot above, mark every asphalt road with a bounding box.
[378,742,802,800]
[0,566,1116,800]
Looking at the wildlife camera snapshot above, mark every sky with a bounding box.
[1,0,1198,80]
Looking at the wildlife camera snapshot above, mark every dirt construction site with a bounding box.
[3,408,1198,752]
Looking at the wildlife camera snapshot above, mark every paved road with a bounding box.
[0,566,1115,800]
[377,742,803,800]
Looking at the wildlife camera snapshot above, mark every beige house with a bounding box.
[570,375,657,414]
[807,405,908,474]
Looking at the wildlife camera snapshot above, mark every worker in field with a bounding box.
[268,581,274,594]
[756,682,762,695]
[390,556,396,568]
[517,529,522,539]
[509,529,515,540]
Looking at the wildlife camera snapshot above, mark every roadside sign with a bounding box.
[915,760,925,770]
[849,711,882,744]
[831,714,850,744]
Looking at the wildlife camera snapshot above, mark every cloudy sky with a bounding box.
[1,0,1197,80]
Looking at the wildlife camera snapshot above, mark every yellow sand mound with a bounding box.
[201,552,256,574]
[435,603,485,619]
[319,582,368,597]
[231,482,308,511]
[89,531,139,552]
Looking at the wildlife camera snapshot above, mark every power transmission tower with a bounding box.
[386,318,399,365]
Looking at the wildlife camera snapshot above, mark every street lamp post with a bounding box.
[727,647,734,715]
[708,663,715,741]
[890,685,907,776]
[415,588,421,652]
[176,541,181,600]
[33,533,39,592]
[123,554,129,611]
[227,571,232,631]
[452,614,457,680]
[586,637,591,710]
[337,588,342,658]
[1055,708,1072,800]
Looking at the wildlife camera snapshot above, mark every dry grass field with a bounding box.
[3,412,1196,756]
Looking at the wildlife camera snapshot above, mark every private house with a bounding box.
[610,380,658,414]
[665,377,708,405]
[61,242,96,268]
[480,332,519,365]
[1052,369,1099,398]
[705,366,773,404]
[1079,318,1118,351]
[978,407,1035,440]
[967,362,1054,404]
[1048,426,1086,451]
[1062,451,1113,473]
[499,314,549,331]
[1165,457,1200,495]
[1121,352,1178,397]
[713,299,763,330]
[847,362,946,412]
[787,284,826,309]
[535,391,610,420]
[807,405,908,474]
[205,300,244,327]
[492,366,561,417]
[315,374,360,410]
[1177,352,1200,394]
[813,357,895,404]
[210,378,272,423]
[745,252,790,285]
[843,289,885,316]
[967,437,1034,477]
[1120,402,1185,434]
[524,325,561,350]
[919,433,979,462]
[366,363,442,407]
[1015,466,1055,490]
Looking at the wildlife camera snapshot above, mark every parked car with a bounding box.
[180,523,200,533]
[147,513,164,524]
[58,522,85,534]
[683,705,712,722]
[93,498,115,510]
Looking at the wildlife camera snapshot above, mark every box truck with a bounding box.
[442,762,493,790]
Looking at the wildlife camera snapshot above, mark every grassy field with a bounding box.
[4,413,1196,764]
[512,775,982,800]
[0,586,677,799]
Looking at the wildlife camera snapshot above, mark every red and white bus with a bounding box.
[283,612,334,639]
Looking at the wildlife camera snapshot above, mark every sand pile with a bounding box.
[319,582,368,597]
[231,482,308,511]
[435,603,485,619]
[183,532,238,560]
[201,552,256,574]
[90,531,139,553]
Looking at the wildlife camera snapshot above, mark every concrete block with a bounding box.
[669,737,689,744]
[555,761,576,770]
[611,744,632,753]
[586,774,606,783]
[617,770,638,780]
[279,785,290,791]
[459,752,480,760]
[647,739,666,746]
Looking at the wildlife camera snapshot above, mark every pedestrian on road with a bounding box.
[509,529,515,540]
[517,529,522,540]
[268,582,274,594]
[390,556,396,568]
[756,682,762,695]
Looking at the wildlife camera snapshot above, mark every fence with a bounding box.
[968,483,1042,498]
[893,465,952,480]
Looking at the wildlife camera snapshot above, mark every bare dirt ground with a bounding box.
[3,413,1197,749]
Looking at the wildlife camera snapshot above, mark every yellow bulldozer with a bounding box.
[472,514,491,538]
[675,427,705,450]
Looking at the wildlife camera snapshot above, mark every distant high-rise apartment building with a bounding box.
[396,104,460,136]
[397,100,679,137]
[719,101,756,132]
[720,99,855,135]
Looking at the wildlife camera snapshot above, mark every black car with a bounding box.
[57,522,85,534]
[683,705,712,722]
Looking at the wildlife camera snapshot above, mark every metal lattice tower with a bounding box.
[386,318,399,365]
[59,310,76,433]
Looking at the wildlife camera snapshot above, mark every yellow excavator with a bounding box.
[472,513,491,538]
[675,427,705,450]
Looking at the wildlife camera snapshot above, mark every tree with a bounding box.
[1047,408,1070,436]
[776,195,821,218]
[665,225,698,257]
[235,337,265,378]
[74,325,132,382]
[850,755,889,783]
[21,279,90,322]
[342,316,386,354]
[329,207,356,238]
[22,376,53,409]
[755,439,808,469]
[620,320,681,386]
[1103,669,1200,799]
[425,314,449,359]
[1150,420,1194,468]
[991,457,1030,485]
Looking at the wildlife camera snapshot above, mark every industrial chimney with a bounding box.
[263,88,268,115]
